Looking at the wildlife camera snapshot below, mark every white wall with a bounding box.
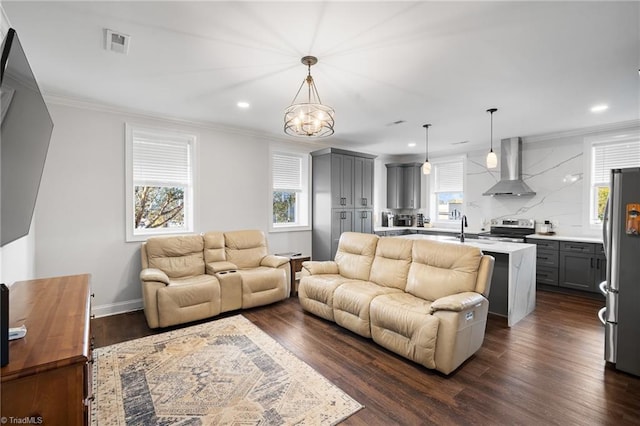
[34,101,315,316]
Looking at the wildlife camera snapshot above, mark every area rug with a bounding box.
[92,315,362,425]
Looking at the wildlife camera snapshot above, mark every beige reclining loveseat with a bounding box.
[299,232,494,374]
[140,230,290,328]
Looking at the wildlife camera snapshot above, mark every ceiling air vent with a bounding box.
[104,29,130,54]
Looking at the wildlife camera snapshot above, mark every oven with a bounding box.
[477,218,535,243]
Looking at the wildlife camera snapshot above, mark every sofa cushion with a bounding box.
[334,232,378,281]
[370,292,439,369]
[224,230,269,269]
[157,275,220,327]
[369,237,413,290]
[145,234,205,278]
[298,275,356,321]
[236,267,287,308]
[333,281,402,338]
[406,240,482,301]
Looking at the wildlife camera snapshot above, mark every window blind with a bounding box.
[593,141,640,183]
[434,160,463,192]
[133,134,192,186]
[273,153,302,191]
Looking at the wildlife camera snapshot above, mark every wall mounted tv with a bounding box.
[1,28,53,247]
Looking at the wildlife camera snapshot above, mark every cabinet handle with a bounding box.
[591,258,594,268]
[362,198,367,206]
[596,258,600,269]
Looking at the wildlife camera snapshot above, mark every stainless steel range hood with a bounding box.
[483,137,536,196]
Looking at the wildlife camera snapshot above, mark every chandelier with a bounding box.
[284,56,335,138]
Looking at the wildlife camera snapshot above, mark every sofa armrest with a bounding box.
[140,268,170,285]
[261,255,290,268]
[206,261,238,274]
[301,260,339,275]
[430,292,486,313]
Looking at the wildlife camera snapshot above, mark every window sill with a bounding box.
[269,225,312,233]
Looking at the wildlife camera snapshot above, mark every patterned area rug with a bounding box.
[92,315,363,425]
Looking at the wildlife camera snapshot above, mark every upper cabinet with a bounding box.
[386,163,422,209]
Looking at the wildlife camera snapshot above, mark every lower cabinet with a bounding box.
[558,242,606,293]
[527,238,605,295]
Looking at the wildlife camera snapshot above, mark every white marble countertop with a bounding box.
[525,233,602,244]
[376,225,603,244]
[396,234,536,255]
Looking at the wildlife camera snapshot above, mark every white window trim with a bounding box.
[583,130,640,231]
[428,155,467,228]
[268,144,311,233]
[125,123,199,242]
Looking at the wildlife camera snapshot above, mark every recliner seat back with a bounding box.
[334,232,378,281]
[406,239,482,301]
[369,237,413,290]
[144,234,205,278]
[224,230,269,269]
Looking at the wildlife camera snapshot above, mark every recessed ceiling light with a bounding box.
[590,104,608,113]
[237,101,250,109]
[408,142,416,147]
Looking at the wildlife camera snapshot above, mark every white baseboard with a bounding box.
[92,298,143,318]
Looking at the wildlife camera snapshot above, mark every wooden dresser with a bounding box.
[1,274,92,425]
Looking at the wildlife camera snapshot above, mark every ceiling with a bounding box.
[3,1,639,156]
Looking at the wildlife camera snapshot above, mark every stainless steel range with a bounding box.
[478,218,535,243]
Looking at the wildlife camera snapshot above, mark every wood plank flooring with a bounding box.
[92,290,640,425]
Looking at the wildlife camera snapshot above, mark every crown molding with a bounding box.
[523,119,640,143]
[43,92,336,149]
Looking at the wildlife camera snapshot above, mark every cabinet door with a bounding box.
[331,210,353,259]
[386,166,401,209]
[401,166,415,208]
[354,209,374,234]
[559,251,596,291]
[331,154,354,208]
[355,157,374,208]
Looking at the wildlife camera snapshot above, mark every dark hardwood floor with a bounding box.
[92,291,640,425]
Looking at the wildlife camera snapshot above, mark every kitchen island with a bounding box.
[396,234,536,327]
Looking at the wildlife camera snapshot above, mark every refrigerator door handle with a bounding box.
[599,281,608,296]
[598,307,607,326]
[602,197,609,259]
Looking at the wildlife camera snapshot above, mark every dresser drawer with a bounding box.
[560,241,595,254]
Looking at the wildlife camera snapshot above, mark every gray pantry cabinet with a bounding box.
[386,163,422,209]
[312,148,376,260]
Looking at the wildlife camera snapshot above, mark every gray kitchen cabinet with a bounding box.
[331,154,354,208]
[354,156,374,208]
[386,163,421,209]
[553,241,605,294]
[484,251,509,317]
[527,238,560,287]
[312,148,376,260]
[354,209,374,234]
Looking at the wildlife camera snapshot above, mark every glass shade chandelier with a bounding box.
[284,56,335,138]
[422,124,432,175]
[486,108,498,169]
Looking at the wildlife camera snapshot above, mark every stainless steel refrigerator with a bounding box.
[598,167,640,376]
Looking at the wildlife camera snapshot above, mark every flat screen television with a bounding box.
[1,28,54,247]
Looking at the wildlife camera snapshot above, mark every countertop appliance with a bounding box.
[598,167,640,376]
[394,214,413,227]
[477,218,535,243]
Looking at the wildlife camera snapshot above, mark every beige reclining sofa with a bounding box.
[140,230,290,328]
[299,232,495,374]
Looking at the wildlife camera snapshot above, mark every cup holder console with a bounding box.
[217,270,237,275]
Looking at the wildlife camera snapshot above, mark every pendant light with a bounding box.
[422,124,432,175]
[486,108,498,169]
[284,56,335,138]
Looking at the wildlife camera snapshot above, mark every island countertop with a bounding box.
[396,233,536,254]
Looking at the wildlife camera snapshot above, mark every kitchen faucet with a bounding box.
[460,215,468,243]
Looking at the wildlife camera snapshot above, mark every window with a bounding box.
[270,150,310,231]
[125,124,196,241]
[429,157,465,224]
[590,137,640,225]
